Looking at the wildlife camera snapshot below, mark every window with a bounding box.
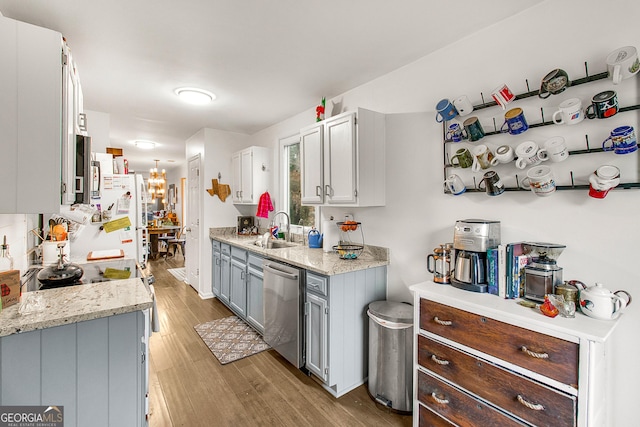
[280,134,315,233]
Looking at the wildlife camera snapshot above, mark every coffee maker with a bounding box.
[451,219,501,293]
[522,242,566,302]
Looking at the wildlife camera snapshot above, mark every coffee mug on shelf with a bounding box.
[589,165,620,199]
[450,148,474,168]
[552,98,584,125]
[500,107,529,135]
[453,95,474,116]
[602,126,638,154]
[606,46,640,85]
[436,99,459,123]
[471,144,498,172]
[446,122,467,142]
[494,145,515,164]
[463,116,485,142]
[444,174,466,195]
[491,84,516,109]
[539,69,570,99]
[586,90,618,119]
[478,170,505,196]
[544,136,569,163]
[515,140,548,169]
[520,165,556,197]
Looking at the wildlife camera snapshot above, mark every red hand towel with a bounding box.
[256,191,274,218]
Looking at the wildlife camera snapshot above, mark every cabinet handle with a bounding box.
[520,346,549,359]
[517,394,545,411]
[325,185,332,197]
[433,316,452,326]
[430,355,450,366]
[316,186,323,197]
[430,392,449,405]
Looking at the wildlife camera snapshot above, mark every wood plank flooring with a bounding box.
[147,256,413,427]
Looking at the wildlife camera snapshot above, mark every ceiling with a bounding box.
[0,0,543,173]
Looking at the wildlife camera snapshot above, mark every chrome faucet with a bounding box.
[273,211,291,241]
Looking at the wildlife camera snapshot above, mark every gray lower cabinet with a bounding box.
[0,310,148,427]
[212,240,221,297]
[219,243,231,305]
[246,253,264,334]
[304,267,387,398]
[230,246,248,317]
[211,239,264,334]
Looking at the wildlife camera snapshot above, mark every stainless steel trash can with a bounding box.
[367,301,413,413]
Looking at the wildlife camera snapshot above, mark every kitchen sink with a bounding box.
[266,240,299,249]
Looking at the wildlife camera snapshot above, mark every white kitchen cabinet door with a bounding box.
[305,292,328,382]
[240,149,253,203]
[324,112,357,204]
[231,146,271,205]
[231,151,242,203]
[300,123,324,204]
[0,16,63,213]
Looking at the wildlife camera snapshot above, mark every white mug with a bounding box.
[444,174,466,195]
[453,95,474,116]
[471,144,498,172]
[589,165,620,198]
[520,165,556,197]
[491,84,515,110]
[606,46,640,84]
[515,141,548,169]
[544,136,569,163]
[494,145,515,164]
[552,98,584,125]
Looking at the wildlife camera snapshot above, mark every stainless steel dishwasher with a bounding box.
[263,259,305,368]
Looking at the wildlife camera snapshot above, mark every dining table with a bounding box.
[147,225,181,259]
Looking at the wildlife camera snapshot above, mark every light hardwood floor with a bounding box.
[147,255,413,427]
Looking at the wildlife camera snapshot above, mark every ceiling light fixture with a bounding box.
[174,87,216,105]
[148,159,167,203]
[134,140,156,150]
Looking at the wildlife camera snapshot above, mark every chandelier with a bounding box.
[148,160,166,203]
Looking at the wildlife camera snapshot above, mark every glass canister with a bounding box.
[427,243,453,284]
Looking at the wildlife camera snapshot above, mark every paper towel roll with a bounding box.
[322,219,339,252]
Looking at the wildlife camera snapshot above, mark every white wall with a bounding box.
[186,128,251,298]
[243,0,640,423]
[0,214,39,274]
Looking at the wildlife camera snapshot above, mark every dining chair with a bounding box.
[167,227,187,259]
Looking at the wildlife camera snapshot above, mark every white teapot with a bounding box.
[574,281,632,320]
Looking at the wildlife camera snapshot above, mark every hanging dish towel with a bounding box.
[256,191,274,218]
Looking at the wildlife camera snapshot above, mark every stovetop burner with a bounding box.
[39,258,142,290]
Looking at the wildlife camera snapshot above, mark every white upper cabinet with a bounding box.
[231,146,271,204]
[0,17,63,213]
[300,108,386,207]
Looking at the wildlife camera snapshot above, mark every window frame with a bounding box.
[279,133,316,235]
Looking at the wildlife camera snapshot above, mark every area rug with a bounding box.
[194,316,271,365]
[167,267,186,282]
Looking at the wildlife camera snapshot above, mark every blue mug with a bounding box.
[603,125,638,154]
[435,99,458,123]
[446,123,467,142]
[500,107,529,135]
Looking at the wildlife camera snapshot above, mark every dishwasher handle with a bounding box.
[263,262,299,280]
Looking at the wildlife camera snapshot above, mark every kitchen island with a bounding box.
[0,278,153,427]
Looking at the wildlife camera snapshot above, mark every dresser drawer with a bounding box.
[418,405,455,427]
[418,335,577,427]
[418,370,524,427]
[419,299,579,387]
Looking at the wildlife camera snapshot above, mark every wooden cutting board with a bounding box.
[87,249,125,261]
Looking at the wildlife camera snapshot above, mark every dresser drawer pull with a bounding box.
[431,392,449,405]
[520,346,549,359]
[430,354,450,365]
[433,316,452,326]
[517,394,545,411]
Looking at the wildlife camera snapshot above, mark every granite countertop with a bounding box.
[210,228,389,276]
[0,278,153,338]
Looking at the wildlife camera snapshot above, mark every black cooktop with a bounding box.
[38,258,144,290]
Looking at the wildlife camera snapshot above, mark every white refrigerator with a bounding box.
[64,174,148,265]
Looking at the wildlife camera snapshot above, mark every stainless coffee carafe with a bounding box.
[453,250,485,285]
[427,243,453,284]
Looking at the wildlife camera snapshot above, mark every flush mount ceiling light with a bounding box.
[175,87,216,105]
[133,140,156,150]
